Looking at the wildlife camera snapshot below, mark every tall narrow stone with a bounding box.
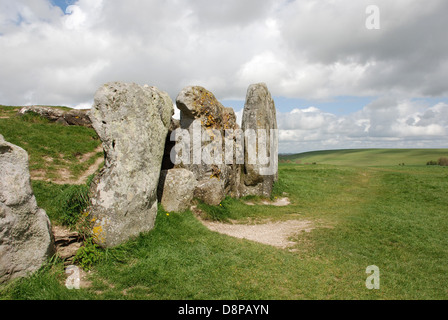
[0,135,54,283]
[88,82,173,248]
[240,83,278,197]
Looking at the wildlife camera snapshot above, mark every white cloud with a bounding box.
[277,101,448,153]
[64,0,104,30]
[1,0,447,108]
[234,108,243,127]
[278,107,335,131]
[73,101,92,109]
[173,105,181,120]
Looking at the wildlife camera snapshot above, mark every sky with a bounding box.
[0,0,447,153]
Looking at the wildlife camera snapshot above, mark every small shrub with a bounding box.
[427,160,438,166]
[73,238,101,271]
[438,157,448,166]
[74,210,95,240]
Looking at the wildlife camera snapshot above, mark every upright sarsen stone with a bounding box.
[174,86,241,204]
[240,83,278,197]
[88,82,173,248]
[0,135,54,284]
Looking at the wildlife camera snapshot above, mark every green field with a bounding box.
[1,109,448,300]
[0,105,102,181]
[280,148,448,167]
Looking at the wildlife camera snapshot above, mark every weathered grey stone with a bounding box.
[165,84,278,206]
[174,86,241,200]
[176,86,238,130]
[240,83,278,197]
[18,106,92,127]
[64,109,92,127]
[18,105,64,121]
[194,177,225,206]
[87,82,173,248]
[158,168,197,212]
[0,135,54,284]
[53,225,82,265]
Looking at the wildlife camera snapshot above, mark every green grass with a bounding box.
[0,105,102,181]
[1,112,448,299]
[280,148,448,167]
[0,105,21,118]
[2,163,448,300]
[31,180,91,228]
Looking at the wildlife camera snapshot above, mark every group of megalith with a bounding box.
[0,82,278,283]
[88,82,278,248]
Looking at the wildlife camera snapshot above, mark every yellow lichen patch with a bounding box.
[206,114,215,127]
[191,86,229,130]
[210,165,221,179]
[92,225,102,236]
[92,224,105,244]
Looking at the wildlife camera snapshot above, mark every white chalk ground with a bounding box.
[193,197,314,249]
[245,197,291,207]
[200,219,314,249]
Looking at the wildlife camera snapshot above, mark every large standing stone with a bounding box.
[158,168,197,212]
[88,82,173,248]
[174,86,241,205]
[0,135,54,284]
[240,83,278,197]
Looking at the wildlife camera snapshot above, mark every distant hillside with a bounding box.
[279,149,448,166]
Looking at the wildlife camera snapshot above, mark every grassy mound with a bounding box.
[280,148,448,167]
[0,105,102,182]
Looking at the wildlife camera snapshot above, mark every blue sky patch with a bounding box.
[49,0,77,14]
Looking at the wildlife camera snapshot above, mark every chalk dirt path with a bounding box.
[244,197,291,207]
[74,150,104,185]
[201,219,313,249]
[32,146,104,185]
[192,199,314,249]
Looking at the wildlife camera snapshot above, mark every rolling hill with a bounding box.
[280,148,448,167]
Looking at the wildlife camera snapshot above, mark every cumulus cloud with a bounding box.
[278,100,448,153]
[1,0,447,106]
